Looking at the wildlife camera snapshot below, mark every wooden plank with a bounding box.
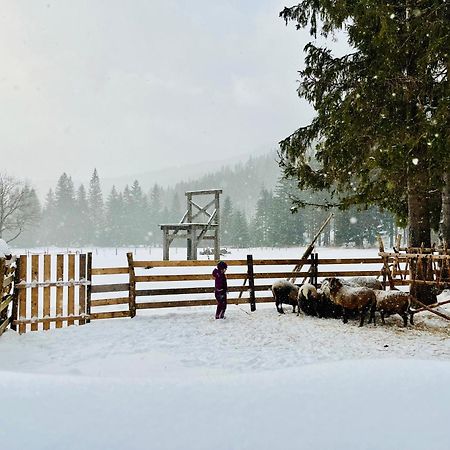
[2,274,14,289]
[132,257,384,269]
[0,260,5,298]
[90,297,130,307]
[91,283,130,294]
[18,255,27,334]
[0,316,10,336]
[56,254,64,329]
[14,315,89,325]
[10,257,20,332]
[0,295,13,314]
[136,295,275,310]
[91,267,129,275]
[79,254,86,325]
[67,254,75,326]
[90,311,131,320]
[43,255,51,331]
[30,255,39,331]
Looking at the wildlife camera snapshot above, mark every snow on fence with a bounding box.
[7,250,450,335]
[0,257,16,336]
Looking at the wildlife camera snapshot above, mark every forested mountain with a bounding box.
[8,153,400,249]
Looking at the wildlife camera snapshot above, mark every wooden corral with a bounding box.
[4,249,450,336]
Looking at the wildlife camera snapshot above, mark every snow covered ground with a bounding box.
[1,247,450,450]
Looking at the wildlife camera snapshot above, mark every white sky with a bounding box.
[0,1,315,183]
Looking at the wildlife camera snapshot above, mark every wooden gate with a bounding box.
[13,253,90,334]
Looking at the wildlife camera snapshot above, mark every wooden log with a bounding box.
[18,255,27,334]
[67,254,75,326]
[79,254,86,325]
[290,213,333,283]
[56,254,64,329]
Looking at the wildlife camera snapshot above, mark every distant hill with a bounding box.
[162,153,281,217]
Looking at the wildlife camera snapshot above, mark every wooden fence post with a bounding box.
[86,252,92,324]
[247,254,256,312]
[79,254,87,325]
[309,253,318,286]
[127,252,137,318]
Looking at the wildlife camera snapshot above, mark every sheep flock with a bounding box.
[271,276,416,327]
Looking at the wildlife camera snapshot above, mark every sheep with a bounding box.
[298,284,342,319]
[326,277,376,327]
[322,276,383,291]
[297,283,319,316]
[271,280,299,314]
[368,290,414,327]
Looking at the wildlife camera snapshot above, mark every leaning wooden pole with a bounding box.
[289,213,333,283]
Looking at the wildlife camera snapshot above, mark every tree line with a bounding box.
[2,167,398,249]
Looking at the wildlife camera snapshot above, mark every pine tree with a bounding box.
[279,2,448,246]
[148,184,163,245]
[221,196,234,246]
[105,186,124,246]
[75,184,91,245]
[88,169,105,245]
[54,173,77,245]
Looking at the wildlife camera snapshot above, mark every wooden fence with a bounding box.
[5,250,450,335]
[89,253,387,318]
[0,257,17,336]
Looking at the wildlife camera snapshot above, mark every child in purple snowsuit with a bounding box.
[212,261,228,319]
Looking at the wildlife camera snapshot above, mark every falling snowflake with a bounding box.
[350,217,358,224]
[412,158,419,165]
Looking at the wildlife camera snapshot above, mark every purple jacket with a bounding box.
[212,268,227,293]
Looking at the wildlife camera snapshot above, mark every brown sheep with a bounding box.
[369,290,414,327]
[327,277,376,327]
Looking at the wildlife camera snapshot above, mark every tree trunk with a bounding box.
[407,157,437,304]
[439,170,450,246]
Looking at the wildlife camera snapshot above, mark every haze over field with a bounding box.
[0,0,319,185]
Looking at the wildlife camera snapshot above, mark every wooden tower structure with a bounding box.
[160,189,222,260]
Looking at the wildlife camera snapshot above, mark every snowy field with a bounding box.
[1,247,450,450]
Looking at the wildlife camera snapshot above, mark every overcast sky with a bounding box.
[1,0,315,184]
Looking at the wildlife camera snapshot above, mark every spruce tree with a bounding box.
[88,169,105,245]
[279,2,448,302]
